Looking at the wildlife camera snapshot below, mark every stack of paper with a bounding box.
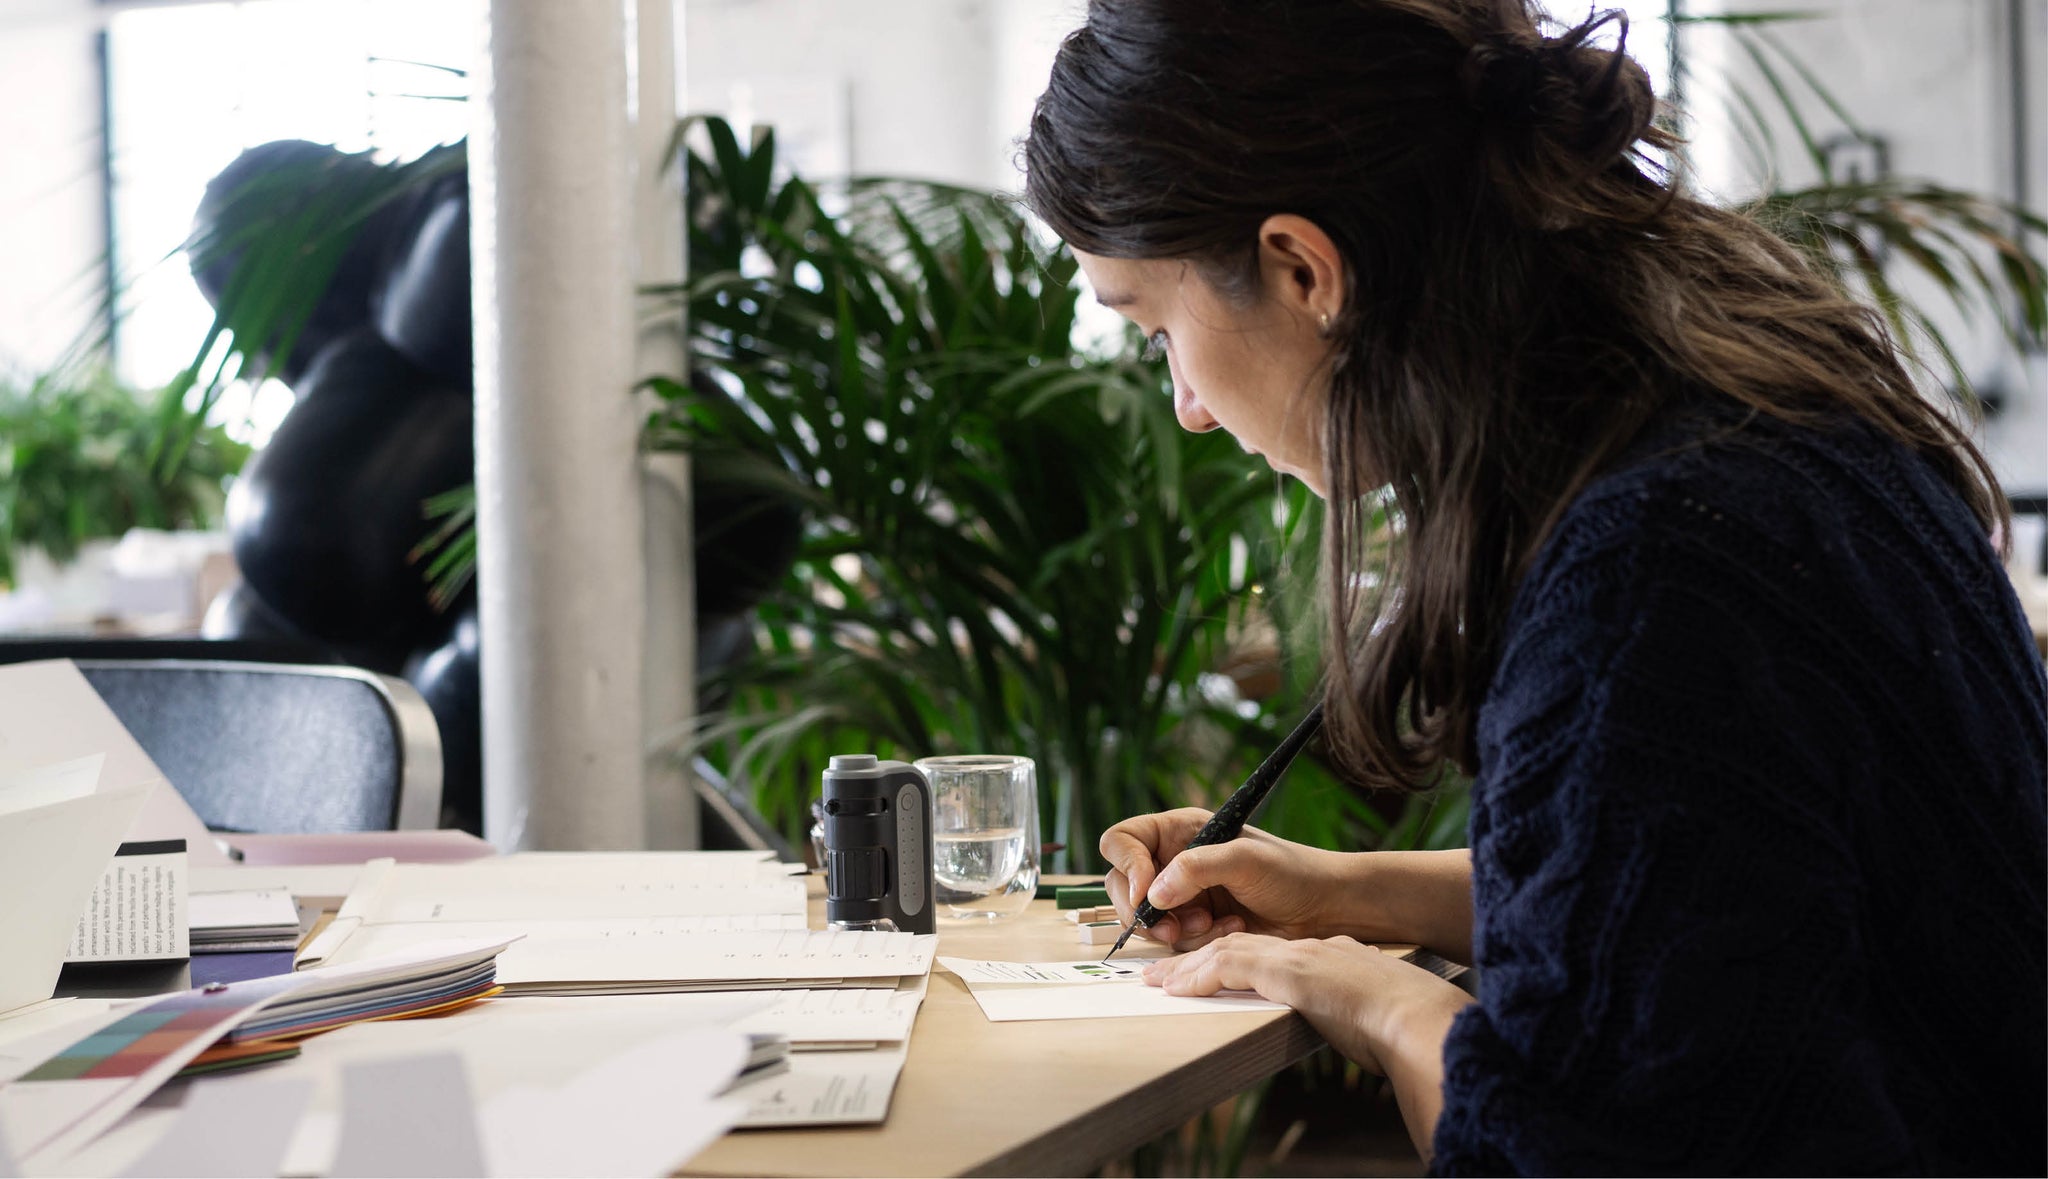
[35,1013,760,1177]
[299,852,937,995]
[0,937,513,1170]
[289,851,939,1129]
[190,887,302,952]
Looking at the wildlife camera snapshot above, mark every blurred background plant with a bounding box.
[107,8,2043,876]
[1675,12,2045,398]
[649,118,1426,869]
[0,368,248,588]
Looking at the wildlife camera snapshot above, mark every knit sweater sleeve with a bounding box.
[1428,474,1921,1175]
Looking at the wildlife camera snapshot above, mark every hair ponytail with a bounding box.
[1461,9,1668,230]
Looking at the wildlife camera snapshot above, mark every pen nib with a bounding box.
[1101,919,1138,964]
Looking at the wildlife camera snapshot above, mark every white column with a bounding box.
[471,0,648,850]
[634,0,699,848]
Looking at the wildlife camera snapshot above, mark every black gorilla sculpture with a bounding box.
[195,140,803,833]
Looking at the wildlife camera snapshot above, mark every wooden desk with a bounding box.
[681,879,1327,1178]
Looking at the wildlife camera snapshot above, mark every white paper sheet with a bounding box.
[188,888,298,934]
[60,990,773,1177]
[0,780,152,1015]
[729,976,926,1048]
[329,1053,488,1178]
[340,855,806,924]
[488,928,935,993]
[316,1034,753,1179]
[191,863,364,900]
[410,978,925,1050]
[299,856,935,995]
[0,937,515,1169]
[478,1028,751,1176]
[67,842,189,962]
[0,661,227,865]
[941,958,1152,985]
[297,853,830,992]
[718,977,936,1126]
[730,1037,913,1127]
[0,988,280,1167]
[0,1000,123,1083]
[0,754,104,813]
[938,957,1290,1022]
[115,1075,314,1179]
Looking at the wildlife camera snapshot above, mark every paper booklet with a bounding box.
[0,936,515,1169]
[188,886,303,952]
[299,853,936,995]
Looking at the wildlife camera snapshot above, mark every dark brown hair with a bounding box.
[1023,0,2007,790]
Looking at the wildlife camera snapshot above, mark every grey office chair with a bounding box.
[74,659,442,833]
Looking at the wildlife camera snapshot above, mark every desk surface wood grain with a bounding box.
[679,875,1331,1178]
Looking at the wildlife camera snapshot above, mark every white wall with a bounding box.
[683,0,1008,189]
[988,0,1084,190]
[0,0,105,376]
[1684,0,2047,491]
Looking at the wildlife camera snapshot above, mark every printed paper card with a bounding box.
[938,958,1146,985]
[66,840,190,963]
[937,957,1289,1023]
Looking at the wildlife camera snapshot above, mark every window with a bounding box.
[106,0,474,440]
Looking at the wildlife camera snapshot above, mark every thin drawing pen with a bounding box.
[1102,701,1327,963]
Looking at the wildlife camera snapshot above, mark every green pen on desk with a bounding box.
[1102,702,1326,963]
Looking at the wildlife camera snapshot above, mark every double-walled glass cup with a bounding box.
[914,755,1038,921]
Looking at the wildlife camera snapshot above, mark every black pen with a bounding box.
[1102,702,1326,962]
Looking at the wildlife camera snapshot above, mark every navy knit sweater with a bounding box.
[1430,405,2047,1175]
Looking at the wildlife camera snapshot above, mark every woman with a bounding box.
[1023,0,2046,1173]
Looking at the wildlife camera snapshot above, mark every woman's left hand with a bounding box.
[1141,932,1472,1076]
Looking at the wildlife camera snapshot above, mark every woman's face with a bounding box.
[1075,243,1337,496]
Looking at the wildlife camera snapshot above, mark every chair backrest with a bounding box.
[73,660,442,833]
[692,756,799,861]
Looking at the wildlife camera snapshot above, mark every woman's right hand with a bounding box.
[1100,808,1348,951]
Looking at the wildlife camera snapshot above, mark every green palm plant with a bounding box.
[0,368,250,586]
[653,119,1405,867]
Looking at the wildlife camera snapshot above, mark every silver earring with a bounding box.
[1318,312,1331,335]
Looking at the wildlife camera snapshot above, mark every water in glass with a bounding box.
[916,755,1037,920]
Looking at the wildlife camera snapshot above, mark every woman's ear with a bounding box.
[1256,214,1346,329]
